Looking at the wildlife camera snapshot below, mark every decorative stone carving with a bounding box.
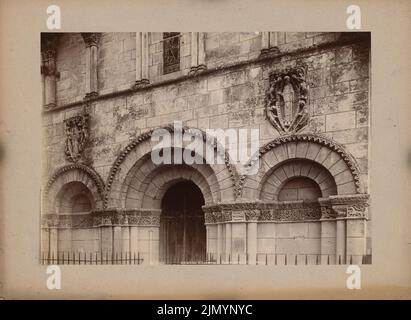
[41,214,59,228]
[238,133,363,197]
[276,201,322,221]
[81,33,101,47]
[347,204,368,219]
[104,125,238,208]
[44,163,105,198]
[320,206,336,220]
[245,210,260,221]
[330,194,370,219]
[332,206,347,218]
[266,67,309,134]
[42,209,162,229]
[260,209,275,221]
[204,211,221,224]
[41,49,58,76]
[231,211,246,222]
[64,113,89,163]
[222,211,232,222]
[203,200,322,223]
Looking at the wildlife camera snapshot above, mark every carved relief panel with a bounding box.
[266,67,309,134]
[64,113,89,163]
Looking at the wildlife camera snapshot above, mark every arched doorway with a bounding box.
[160,180,206,264]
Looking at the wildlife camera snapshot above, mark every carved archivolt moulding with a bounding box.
[64,113,89,163]
[104,125,238,208]
[44,163,105,197]
[41,209,162,229]
[238,133,363,197]
[266,66,309,134]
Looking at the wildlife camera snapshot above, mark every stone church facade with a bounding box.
[41,32,371,265]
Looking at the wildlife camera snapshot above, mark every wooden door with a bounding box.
[160,181,206,264]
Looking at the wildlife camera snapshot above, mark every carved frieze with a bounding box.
[266,67,309,134]
[41,209,162,229]
[203,201,322,223]
[276,202,322,221]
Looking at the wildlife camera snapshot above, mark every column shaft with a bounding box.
[191,32,198,68]
[135,32,142,81]
[217,223,223,262]
[247,222,257,265]
[198,32,206,68]
[89,45,98,94]
[336,219,346,264]
[129,226,139,255]
[49,228,58,258]
[141,32,149,82]
[269,32,278,47]
[225,223,232,262]
[113,226,122,257]
[320,220,336,264]
[100,226,113,258]
[346,219,366,264]
[122,226,130,254]
[261,32,269,51]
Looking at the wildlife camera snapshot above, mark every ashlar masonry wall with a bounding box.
[41,32,371,263]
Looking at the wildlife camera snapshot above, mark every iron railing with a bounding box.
[41,251,371,265]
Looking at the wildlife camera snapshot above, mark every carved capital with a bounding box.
[245,209,260,221]
[41,34,59,77]
[204,210,221,224]
[41,214,59,228]
[81,33,102,47]
[329,194,370,220]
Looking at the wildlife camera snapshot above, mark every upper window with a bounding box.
[163,32,180,74]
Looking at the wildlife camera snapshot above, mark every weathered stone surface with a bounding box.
[41,32,370,265]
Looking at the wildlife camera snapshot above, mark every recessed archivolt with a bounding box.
[44,164,105,214]
[118,150,224,208]
[55,181,95,214]
[239,134,362,200]
[124,162,217,209]
[104,125,238,208]
[259,159,337,201]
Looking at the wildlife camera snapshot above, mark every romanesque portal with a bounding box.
[41,32,371,265]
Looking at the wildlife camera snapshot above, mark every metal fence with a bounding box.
[41,251,371,265]
[40,251,144,265]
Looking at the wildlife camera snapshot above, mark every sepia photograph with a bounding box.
[40,31,371,266]
[1,0,410,304]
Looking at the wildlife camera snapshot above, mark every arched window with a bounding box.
[163,32,180,74]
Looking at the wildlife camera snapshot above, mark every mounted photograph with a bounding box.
[40,32,371,266]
